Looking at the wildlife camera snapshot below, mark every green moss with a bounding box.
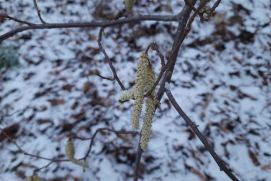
[0,45,20,70]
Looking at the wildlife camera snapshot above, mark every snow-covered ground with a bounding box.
[0,0,270,180]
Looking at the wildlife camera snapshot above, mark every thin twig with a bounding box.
[186,0,222,31]
[144,42,167,96]
[0,13,33,25]
[98,28,126,90]
[185,0,208,31]
[0,127,67,162]
[0,14,179,42]
[34,160,54,172]
[33,0,47,24]
[165,88,239,181]
[133,140,143,181]
[211,0,222,12]
[82,128,138,160]
[145,63,168,97]
[93,70,115,81]
[145,42,165,66]
[184,0,197,11]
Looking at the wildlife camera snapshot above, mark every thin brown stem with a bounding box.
[184,0,197,11]
[82,128,138,160]
[93,70,115,81]
[34,160,54,172]
[165,88,239,181]
[145,42,165,66]
[0,13,33,25]
[33,0,47,24]
[98,28,126,90]
[0,127,67,162]
[0,14,179,42]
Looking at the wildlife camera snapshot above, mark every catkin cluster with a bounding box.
[119,52,157,150]
[27,173,40,181]
[65,138,88,169]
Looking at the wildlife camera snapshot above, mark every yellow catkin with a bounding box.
[140,97,156,150]
[140,65,156,150]
[27,173,40,181]
[65,139,88,169]
[65,138,75,161]
[131,53,148,129]
[119,88,135,103]
[71,159,88,170]
[124,0,135,11]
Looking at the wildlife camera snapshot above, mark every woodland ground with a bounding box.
[0,0,270,180]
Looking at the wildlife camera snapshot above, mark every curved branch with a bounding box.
[98,28,126,90]
[82,128,138,160]
[33,0,47,24]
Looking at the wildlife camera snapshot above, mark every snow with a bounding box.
[1,0,271,180]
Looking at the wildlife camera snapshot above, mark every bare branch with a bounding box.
[0,14,179,42]
[34,160,54,172]
[82,127,138,160]
[33,0,47,24]
[184,0,197,11]
[211,0,222,12]
[165,88,239,181]
[93,70,115,81]
[0,127,67,162]
[97,28,126,90]
[186,0,222,31]
[145,42,165,66]
[185,0,208,31]
[0,13,33,25]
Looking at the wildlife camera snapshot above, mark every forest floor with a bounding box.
[0,0,270,180]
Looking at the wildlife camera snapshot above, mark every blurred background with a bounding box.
[0,0,270,180]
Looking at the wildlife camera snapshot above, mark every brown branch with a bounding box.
[186,0,222,30]
[93,70,115,81]
[82,128,138,160]
[0,127,68,162]
[185,0,208,31]
[211,0,222,12]
[145,42,165,66]
[133,139,143,181]
[165,88,239,181]
[97,28,126,90]
[34,160,54,172]
[0,14,179,42]
[184,0,197,11]
[0,13,33,25]
[33,0,47,24]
